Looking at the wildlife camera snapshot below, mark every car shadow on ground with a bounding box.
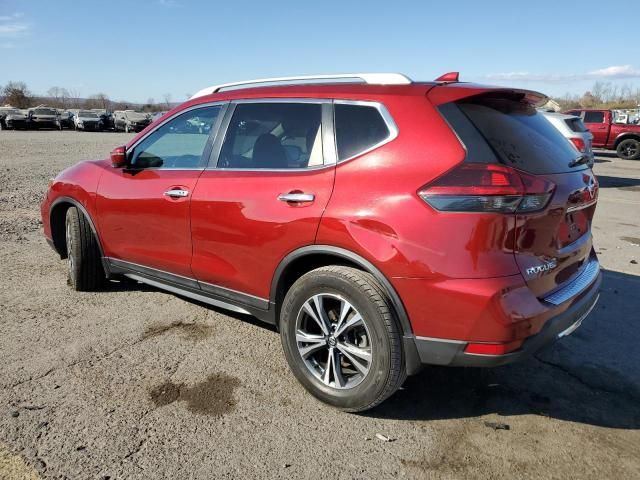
[367,270,640,429]
[595,175,640,189]
[107,270,639,429]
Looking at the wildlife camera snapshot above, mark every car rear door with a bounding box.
[189,100,336,300]
[583,110,608,147]
[96,104,226,277]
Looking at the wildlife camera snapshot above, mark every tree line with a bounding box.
[554,82,640,110]
[0,81,173,112]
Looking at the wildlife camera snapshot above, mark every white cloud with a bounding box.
[0,12,23,21]
[486,65,640,83]
[0,24,29,36]
[0,12,29,39]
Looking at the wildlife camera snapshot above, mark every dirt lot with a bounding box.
[0,130,639,479]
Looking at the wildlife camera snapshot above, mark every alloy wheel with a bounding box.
[295,293,372,389]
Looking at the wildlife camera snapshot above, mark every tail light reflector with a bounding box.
[569,137,586,152]
[464,340,523,355]
[418,163,555,213]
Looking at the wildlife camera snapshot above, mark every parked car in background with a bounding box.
[542,112,594,168]
[1,106,22,130]
[58,111,75,129]
[3,109,30,129]
[73,110,102,131]
[113,110,150,132]
[564,108,640,160]
[150,111,168,123]
[28,106,61,130]
[41,73,601,412]
[92,109,115,130]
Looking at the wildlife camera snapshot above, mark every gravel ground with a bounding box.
[0,130,639,479]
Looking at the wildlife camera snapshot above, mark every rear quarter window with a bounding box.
[334,104,391,161]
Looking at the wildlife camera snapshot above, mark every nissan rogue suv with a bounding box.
[41,73,601,412]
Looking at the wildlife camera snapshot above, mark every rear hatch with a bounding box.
[436,90,598,298]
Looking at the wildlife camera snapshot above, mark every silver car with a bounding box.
[542,111,594,168]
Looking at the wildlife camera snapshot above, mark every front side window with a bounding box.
[130,106,221,169]
[218,103,323,169]
[583,111,605,123]
[335,104,391,161]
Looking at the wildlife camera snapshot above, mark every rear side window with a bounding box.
[451,95,584,174]
[219,103,323,169]
[565,118,588,133]
[334,104,390,161]
[583,111,605,123]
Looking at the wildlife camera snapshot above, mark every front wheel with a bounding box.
[65,207,105,291]
[616,138,640,160]
[280,266,405,412]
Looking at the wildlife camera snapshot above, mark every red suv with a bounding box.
[41,73,601,412]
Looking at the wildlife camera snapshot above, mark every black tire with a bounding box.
[280,266,405,412]
[616,138,640,160]
[65,207,105,291]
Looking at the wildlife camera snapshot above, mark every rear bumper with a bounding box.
[411,268,601,368]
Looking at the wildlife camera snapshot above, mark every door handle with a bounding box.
[164,189,189,198]
[278,192,315,203]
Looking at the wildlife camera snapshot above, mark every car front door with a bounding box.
[96,104,226,277]
[190,100,336,300]
[583,110,608,147]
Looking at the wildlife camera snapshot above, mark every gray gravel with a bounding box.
[0,130,639,479]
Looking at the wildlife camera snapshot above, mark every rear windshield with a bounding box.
[564,117,588,133]
[454,95,584,174]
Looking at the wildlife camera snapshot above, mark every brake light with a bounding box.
[418,163,555,213]
[569,137,586,152]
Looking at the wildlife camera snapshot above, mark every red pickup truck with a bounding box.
[564,109,640,160]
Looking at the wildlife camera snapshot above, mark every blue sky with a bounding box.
[1,0,638,103]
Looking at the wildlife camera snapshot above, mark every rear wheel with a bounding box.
[65,207,105,291]
[280,266,405,412]
[616,138,640,160]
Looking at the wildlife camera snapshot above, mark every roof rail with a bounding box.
[190,73,412,99]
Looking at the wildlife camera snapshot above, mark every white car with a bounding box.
[542,111,594,168]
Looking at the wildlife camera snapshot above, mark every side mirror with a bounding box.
[110,145,127,168]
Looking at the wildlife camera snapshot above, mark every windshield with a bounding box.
[2,109,20,115]
[34,108,57,115]
[79,111,98,118]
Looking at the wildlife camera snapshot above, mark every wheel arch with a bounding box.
[270,245,413,337]
[49,196,106,263]
[613,133,640,148]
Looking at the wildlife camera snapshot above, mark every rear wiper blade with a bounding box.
[568,155,589,168]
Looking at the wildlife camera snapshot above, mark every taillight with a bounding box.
[569,137,586,152]
[418,163,555,214]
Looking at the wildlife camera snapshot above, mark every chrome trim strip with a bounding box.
[415,335,466,345]
[231,98,331,105]
[124,274,252,315]
[333,99,399,163]
[543,259,600,306]
[566,199,597,213]
[557,293,598,337]
[106,257,269,308]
